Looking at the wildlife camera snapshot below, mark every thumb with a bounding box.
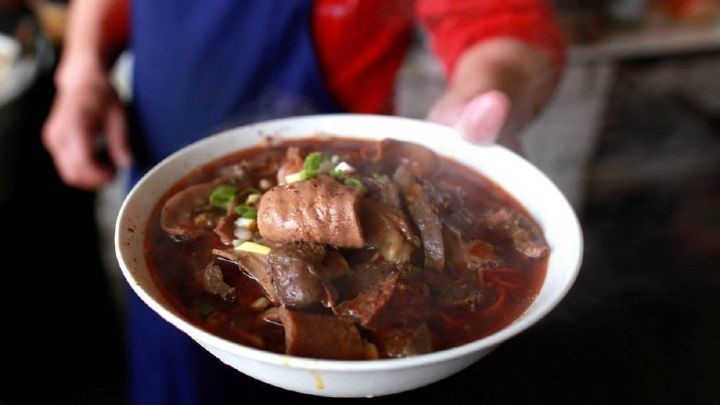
[455,90,510,145]
[105,100,133,168]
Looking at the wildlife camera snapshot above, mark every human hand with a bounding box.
[428,38,560,150]
[42,60,132,190]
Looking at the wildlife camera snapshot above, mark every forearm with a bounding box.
[56,0,119,90]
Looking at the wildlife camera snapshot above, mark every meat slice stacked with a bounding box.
[159,139,549,359]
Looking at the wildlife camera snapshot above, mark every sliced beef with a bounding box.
[265,243,336,309]
[373,324,433,358]
[215,243,349,308]
[264,308,366,360]
[212,248,240,263]
[394,164,445,271]
[321,250,352,280]
[364,175,402,208]
[161,179,222,240]
[333,261,395,300]
[443,227,502,273]
[465,240,503,270]
[276,147,303,185]
[336,272,430,330]
[443,226,468,274]
[257,175,365,248]
[424,271,486,309]
[213,211,237,246]
[196,262,235,300]
[377,139,439,177]
[212,248,277,302]
[360,198,419,264]
[482,208,549,259]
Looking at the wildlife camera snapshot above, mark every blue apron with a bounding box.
[128,1,341,404]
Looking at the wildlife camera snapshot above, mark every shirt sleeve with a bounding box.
[102,0,130,60]
[416,0,566,78]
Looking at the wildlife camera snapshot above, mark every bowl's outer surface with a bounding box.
[116,114,583,397]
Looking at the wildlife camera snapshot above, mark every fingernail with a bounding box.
[458,91,509,144]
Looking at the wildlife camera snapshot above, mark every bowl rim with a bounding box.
[116,113,583,371]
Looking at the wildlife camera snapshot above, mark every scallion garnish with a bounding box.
[245,193,261,205]
[234,204,258,219]
[344,178,367,194]
[285,170,308,184]
[209,185,236,209]
[330,170,345,181]
[303,152,323,177]
[234,241,271,255]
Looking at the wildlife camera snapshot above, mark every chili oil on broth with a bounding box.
[144,137,548,357]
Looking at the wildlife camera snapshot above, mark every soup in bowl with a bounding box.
[116,114,582,397]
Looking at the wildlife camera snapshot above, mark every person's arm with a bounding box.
[43,0,131,190]
[418,0,566,148]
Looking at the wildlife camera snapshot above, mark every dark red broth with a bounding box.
[145,138,547,357]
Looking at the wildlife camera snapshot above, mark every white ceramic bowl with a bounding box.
[116,114,583,398]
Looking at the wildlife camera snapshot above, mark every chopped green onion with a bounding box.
[329,170,345,181]
[288,152,354,184]
[373,173,390,183]
[303,151,338,178]
[259,179,272,190]
[245,193,261,205]
[344,178,367,194]
[303,152,323,176]
[237,187,260,198]
[209,185,236,209]
[233,228,253,242]
[234,241,271,255]
[234,204,258,219]
[319,156,337,173]
[234,217,257,229]
[251,297,270,311]
[284,170,308,184]
[333,161,355,173]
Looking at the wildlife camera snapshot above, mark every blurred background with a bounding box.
[1,0,718,404]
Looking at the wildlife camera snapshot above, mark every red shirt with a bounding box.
[105,0,565,114]
[314,0,565,113]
